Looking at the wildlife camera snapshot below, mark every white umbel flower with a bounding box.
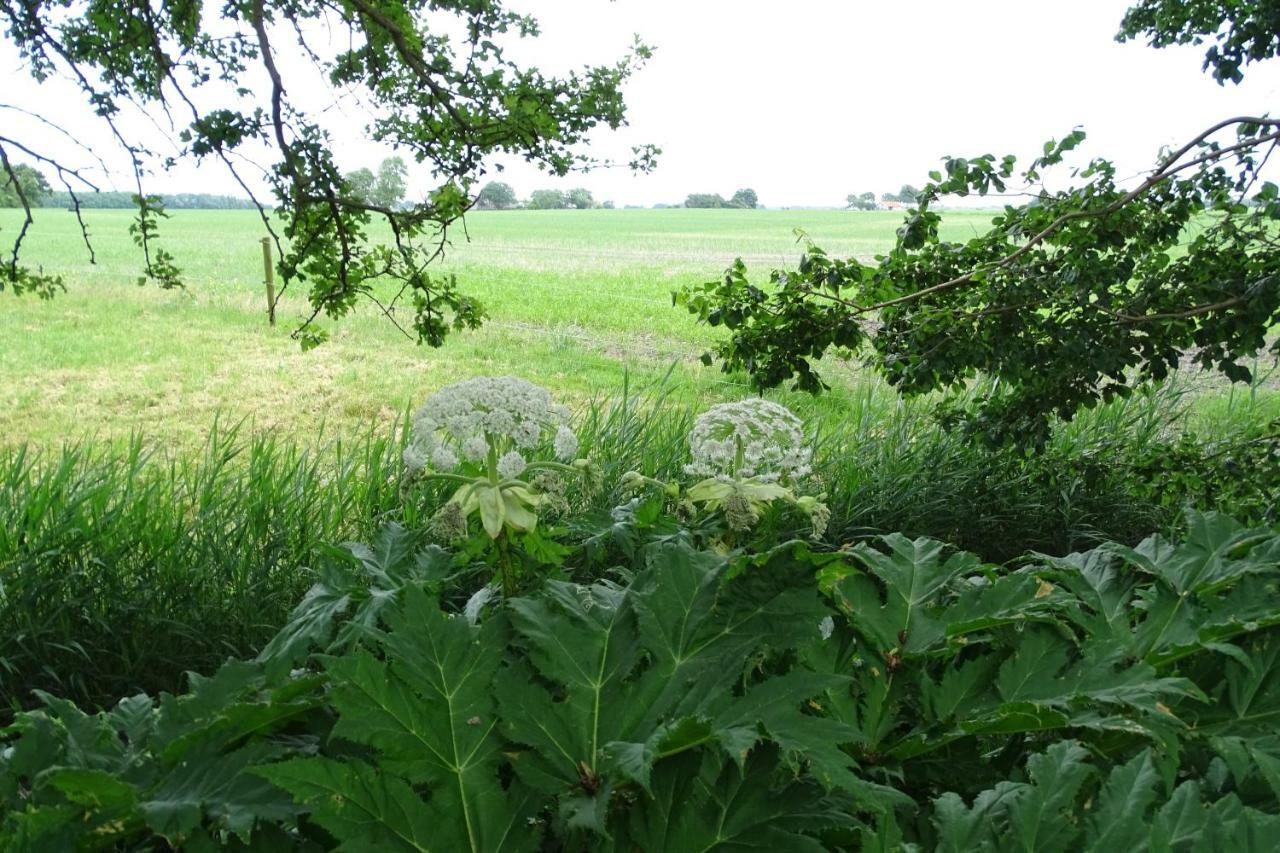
[554,425,579,461]
[404,376,577,474]
[431,445,459,472]
[497,450,527,479]
[402,445,427,475]
[685,398,811,483]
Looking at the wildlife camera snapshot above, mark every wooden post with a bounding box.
[260,237,277,326]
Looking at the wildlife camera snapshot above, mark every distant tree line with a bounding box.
[474,182,614,210]
[3,163,266,210]
[472,181,763,210]
[684,188,758,209]
[36,191,260,210]
[846,185,921,210]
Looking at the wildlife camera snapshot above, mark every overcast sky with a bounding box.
[3,0,1279,208]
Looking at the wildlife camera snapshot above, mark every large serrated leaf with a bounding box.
[302,585,534,852]
[610,749,840,852]
[826,534,982,655]
[1084,750,1162,849]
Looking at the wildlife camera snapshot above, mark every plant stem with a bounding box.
[496,532,515,596]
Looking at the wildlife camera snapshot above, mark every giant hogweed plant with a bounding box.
[401,376,592,593]
[622,397,831,548]
[2,510,1279,850]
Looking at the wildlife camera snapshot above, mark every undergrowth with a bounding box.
[0,379,1275,712]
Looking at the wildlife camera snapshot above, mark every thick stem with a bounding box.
[496,532,516,597]
[486,434,500,486]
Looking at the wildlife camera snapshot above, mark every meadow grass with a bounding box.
[0,207,1011,448]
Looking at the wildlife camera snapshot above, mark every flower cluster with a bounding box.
[403,376,579,476]
[622,397,828,541]
[401,377,589,559]
[684,398,811,483]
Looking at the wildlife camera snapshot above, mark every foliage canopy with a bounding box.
[0,165,51,208]
[678,2,1280,442]
[0,0,655,343]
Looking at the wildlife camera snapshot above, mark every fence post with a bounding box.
[260,237,277,326]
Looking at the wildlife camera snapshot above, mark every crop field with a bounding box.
[0,207,1014,448]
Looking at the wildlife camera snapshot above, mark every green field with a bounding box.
[0,207,1005,447]
[4,206,1277,449]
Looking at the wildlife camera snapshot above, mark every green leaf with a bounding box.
[1085,750,1162,850]
[995,627,1070,702]
[256,758,446,852]
[311,586,533,852]
[612,749,841,852]
[1005,741,1095,853]
[477,484,506,538]
[826,534,981,655]
[141,740,299,843]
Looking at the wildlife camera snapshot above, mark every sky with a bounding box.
[3,0,1279,208]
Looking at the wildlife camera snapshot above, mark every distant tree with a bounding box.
[566,187,595,209]
[528,189,567,210]
[344,168,377,204]
[729,188,759,209]
[846,192,878,210]
[601,200,616,209]
[371,156,409,209]
[685,193,727,209]
[880,190,898,203]
[475,181,518,210]
[0,164,52,207]
[896,184,921,204]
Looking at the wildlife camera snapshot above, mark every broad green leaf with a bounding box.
[826,534,981,655]
[628,542,828,728]
[1149,780,1205,853]
[256,758,447,852]
[612,749,839,852]
[504,579,640,781]
[921,655,1001,723]
[1006,741,1095,853]
[313,586,532,852]
[1084,750,1161,850]
[141,740,299,843]
[995,628,1070,702]
[933,782,1025,853]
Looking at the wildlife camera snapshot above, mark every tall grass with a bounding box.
[0,422,409,710]
[2,379,1275,712]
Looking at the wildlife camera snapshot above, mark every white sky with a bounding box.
[3,0,1279,208]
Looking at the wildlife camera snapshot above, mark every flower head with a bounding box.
[404,377,589,551]
[428,500,469,543]
[497,450,527,479]
[685,398,811,483]
[404,376,576,476]
[554,424,579,461]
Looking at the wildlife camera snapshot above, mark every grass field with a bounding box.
[2,207,1276,449]
[0,208,1009,447]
